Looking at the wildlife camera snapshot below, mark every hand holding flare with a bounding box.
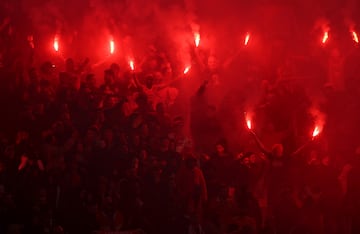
[248,118,324,158]
[244,33,250,46]
[129,60,135,71]
[352,30,359,43]
[291,125,323,157]
[247,119,252,130]
[245,113,260,147]
[322,31,329,44]
[244,112,253,130]
[194,32,200,48]
[183,66,191,75]
[312,126,321,139]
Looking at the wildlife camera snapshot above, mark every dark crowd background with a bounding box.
[1,0,360,233]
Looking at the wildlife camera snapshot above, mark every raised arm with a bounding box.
[250,130,270,155]
[132,75,144,91]
[196,79,209,96]
[153,78,177,91]
[290,138,317,158]
[290,142,309,158]
[18,154,28,171]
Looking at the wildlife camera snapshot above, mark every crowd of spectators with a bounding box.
[1,14,360,234]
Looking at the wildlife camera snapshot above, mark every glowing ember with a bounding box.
[322,31,329,44]
[244,33,250,46]
[312,126,321,138]
[53,36,59,52]
[129,60,135,71]
[110,40,115,54]
[352,31,359,43]
[183,66,191,74]
[194,32,200,47]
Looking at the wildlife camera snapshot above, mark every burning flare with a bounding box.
[129,60,135,71]
[244,33,250,46]
[194,32,200,47]
[110,40,115,54]
[53,36,59,52]
[246,119,252,130]
[245,112,253,130]
[322,31,329,44]
[352,30,359,43]
[183,66,191,75]
[312,126,321,138]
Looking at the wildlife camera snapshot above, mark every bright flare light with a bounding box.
[352,31,359,43]
[110,40,115,54]
[246,120,252,130]
[53,36,59,52]
[194,32,200,47]
[129,60,135,71]
[183,66,191,74]
[322,31,329,44]
[245,112,252,130]
[244,33,250,46]
[312,126,321,138]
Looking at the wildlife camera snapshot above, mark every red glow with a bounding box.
[53,36,59,52]
[247,120,252,130]
[245,112,252,130]
[110,40,115,54]
[312,126,321,138]
[27,35,34,49]
[244,33,250,46]
[194,32,200,47]
[129,60,135,71]
[322,31,329,44]
[352,31,359,43]
[183,66,191,75]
